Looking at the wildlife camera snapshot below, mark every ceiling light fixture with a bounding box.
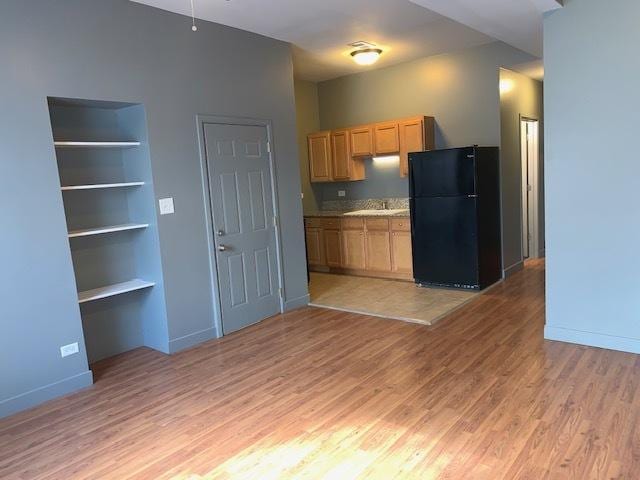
[351,48,383,66]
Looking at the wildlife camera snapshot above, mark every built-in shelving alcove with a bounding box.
[48,97,169,363]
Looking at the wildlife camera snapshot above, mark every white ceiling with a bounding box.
[409,0,562,58]
[131,0,561,81]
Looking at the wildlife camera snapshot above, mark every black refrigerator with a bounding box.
[409,146,502,290]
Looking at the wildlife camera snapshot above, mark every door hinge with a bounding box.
[273,215,278,227]
[278,287,284,298]
[267,142,271,153]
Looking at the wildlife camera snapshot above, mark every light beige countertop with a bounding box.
[304,209,410,218]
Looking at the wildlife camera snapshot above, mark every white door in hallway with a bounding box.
[521,118,539,259]
[204,123,281,334]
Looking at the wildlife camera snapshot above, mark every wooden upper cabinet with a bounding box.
[374,122,400,155]
[307,115,434,181]
[350,125,374,157]
[399,116,435,177]
[308,131,332,182]
[330,129,351,181]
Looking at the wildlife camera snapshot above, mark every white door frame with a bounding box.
[196,114,286,338]
[519,115,542,259]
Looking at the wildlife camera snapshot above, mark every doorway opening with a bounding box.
[520,117,541,259]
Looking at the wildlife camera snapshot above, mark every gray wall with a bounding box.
[294,80,320,212]
[0,0,307,417]
[544,0,640,352]
[499,68,544,272]
[314,42,536,270]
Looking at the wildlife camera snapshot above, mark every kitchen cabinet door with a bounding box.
[305,227,325,266]
[399,116,434,177]
[350,125,374,157]
[308,131,332,182]
[365,231,392,272]
[391,231,413,275]
[324,229,342,267]
[342,229,366,270]
[331,129,351,181]
[374,122,400,155]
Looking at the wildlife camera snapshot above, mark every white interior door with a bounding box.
[521,119,539,259]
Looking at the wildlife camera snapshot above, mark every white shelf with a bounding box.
[78,279,155,304]
[68,223,149,238]
[61,182,145,191]
[54,141,141,148]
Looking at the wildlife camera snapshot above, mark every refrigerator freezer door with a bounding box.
[409,147,476,198]
[411,196,479,288]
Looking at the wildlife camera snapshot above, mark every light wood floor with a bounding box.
[1,260,639,479]
[309,272,479,325]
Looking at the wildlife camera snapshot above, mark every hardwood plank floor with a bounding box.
[1,259,638,479]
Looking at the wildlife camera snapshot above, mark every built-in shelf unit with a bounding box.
[78,279,156,304]
[61,182,145,191]
[68,223,149,238]
[54,141,141,148]
[49,97,169,363]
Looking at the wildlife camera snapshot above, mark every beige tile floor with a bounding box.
[308,272,479,325]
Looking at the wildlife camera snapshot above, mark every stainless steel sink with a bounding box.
[342,209,409,216]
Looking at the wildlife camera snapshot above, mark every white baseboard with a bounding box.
[545,325,640,354]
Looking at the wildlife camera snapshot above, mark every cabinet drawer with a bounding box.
[365,218,390,231]
[390,218,410,232]
[305,217,324,228]
[342,217,364,230]
[321,218,341,229]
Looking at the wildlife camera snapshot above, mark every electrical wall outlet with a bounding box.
[338,190,346,197]
[60,342,79,358]
[158,197,175,215]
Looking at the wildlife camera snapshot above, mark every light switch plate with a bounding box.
[338,190,346,197]
[159,197,175,215]
[60,342,79,358]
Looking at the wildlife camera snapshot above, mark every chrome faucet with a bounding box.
[381,200,388,210]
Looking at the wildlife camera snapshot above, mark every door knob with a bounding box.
[218,244,228,252]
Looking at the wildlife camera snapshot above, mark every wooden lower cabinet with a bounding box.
[391,231,413,274]
[365,231,392,272]
[306,216,413,281]
[341,229,366,270]
[324,229,342,267]
[305,227,325,266]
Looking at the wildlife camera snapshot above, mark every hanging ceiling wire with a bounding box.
[190,0,197,31]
